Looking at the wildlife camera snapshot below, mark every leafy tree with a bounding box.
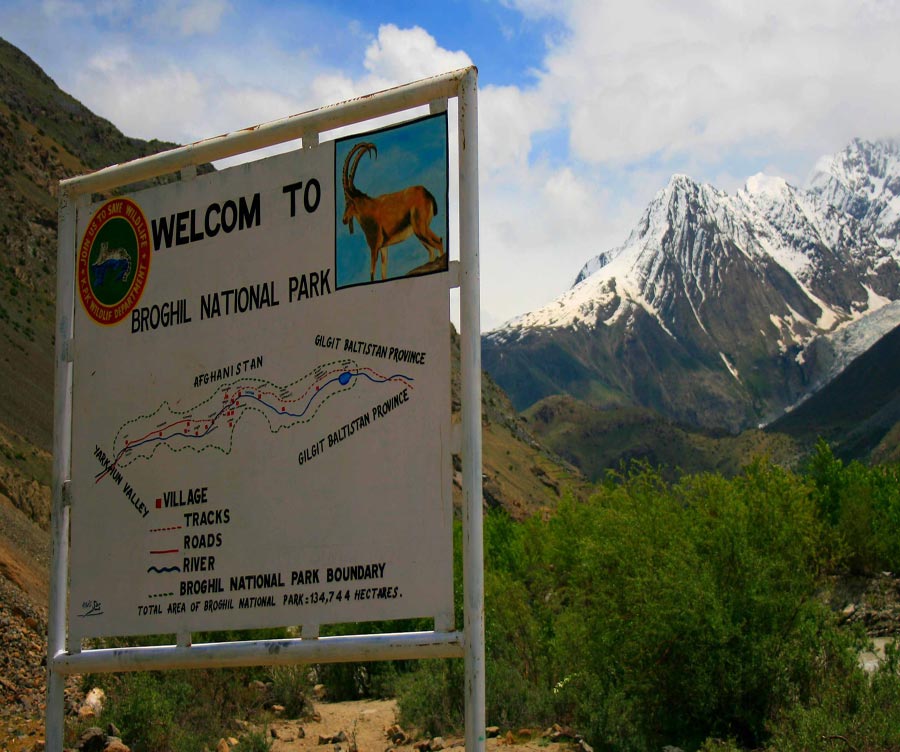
[807,440,900,572]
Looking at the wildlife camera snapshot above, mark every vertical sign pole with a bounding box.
[458,69,485,752]
[47,187,78,751]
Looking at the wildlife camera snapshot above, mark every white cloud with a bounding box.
[363,24,472,83]
[310,73,359,110]
[500,0,573,20]
[479,84,557,174]
[303,24,475,114]
[479,159,633,325]
[75,52,206,143]
[535,0,900,166]
[142,0,230,37]
[40,0,88,20]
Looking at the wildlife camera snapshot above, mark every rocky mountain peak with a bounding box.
[654,173,717,222]
[484,138,900,432]
[808,138,900,248]
[810,138,900,194]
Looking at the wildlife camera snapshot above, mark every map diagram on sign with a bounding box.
[94,358,415,482]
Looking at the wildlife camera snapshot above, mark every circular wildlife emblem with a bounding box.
[77,197,151,325]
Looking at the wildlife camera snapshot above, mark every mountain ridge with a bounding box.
[484,138,900,432]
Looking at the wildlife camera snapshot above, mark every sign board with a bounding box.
[68,112,453,639]
[49,69,482,752]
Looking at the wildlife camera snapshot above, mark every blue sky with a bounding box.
[1,0,898,329]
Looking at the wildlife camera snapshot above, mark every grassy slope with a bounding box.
[451,327,590,519]
[525,394,800,482]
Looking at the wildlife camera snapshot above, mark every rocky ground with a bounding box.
[0,573,48,720]
[830,572,900,637]
[256,699,578,752]
[0,491,52,722]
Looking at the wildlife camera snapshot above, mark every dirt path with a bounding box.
[266,699,403,752]
[263,699,571,752]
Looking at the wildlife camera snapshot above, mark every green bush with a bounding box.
[482,569,556,728]
[313,659,402,701]
[86,667,265,752]
[766,645,900,751]
[268,665,313,718]
[808,441,900,573]
[398,463,861,750]
[396,659,464,737]
[397,512,559,735]
[550,464,842,749]
[234,729,273,752]
[96,672,199,752]
[315,616,430,701]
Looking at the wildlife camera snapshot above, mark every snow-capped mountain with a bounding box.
[808,138,900,252]
[483,139,900,432]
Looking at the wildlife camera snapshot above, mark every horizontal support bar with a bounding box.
[60,67,474,197]
[51,630,463,674]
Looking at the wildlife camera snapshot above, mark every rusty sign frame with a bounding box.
[47,67,483,752]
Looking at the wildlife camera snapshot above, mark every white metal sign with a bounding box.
[49,68,483,752]
[68,113,453,640]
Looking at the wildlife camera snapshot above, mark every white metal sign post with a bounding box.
[48,68,483,752]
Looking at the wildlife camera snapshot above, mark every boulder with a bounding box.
[77,727,106,752]
[271,726,297,742]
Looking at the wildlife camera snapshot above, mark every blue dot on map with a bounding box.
[339,371,352,386]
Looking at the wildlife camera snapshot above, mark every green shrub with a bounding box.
[396,659,464,737]
[547,464,840,749]
[313,659,401,701]
[397,511,560,735]
[808,441,900,573]
[234,730,273,752]
[87,668,264,752]
[698,739,743,752]
[766,645,900,751]
[268,665,313,718]
[400,463,854,750]
[97,672,197,752]
[315,616,429,701]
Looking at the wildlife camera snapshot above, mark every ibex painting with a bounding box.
[341,140,445,282]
